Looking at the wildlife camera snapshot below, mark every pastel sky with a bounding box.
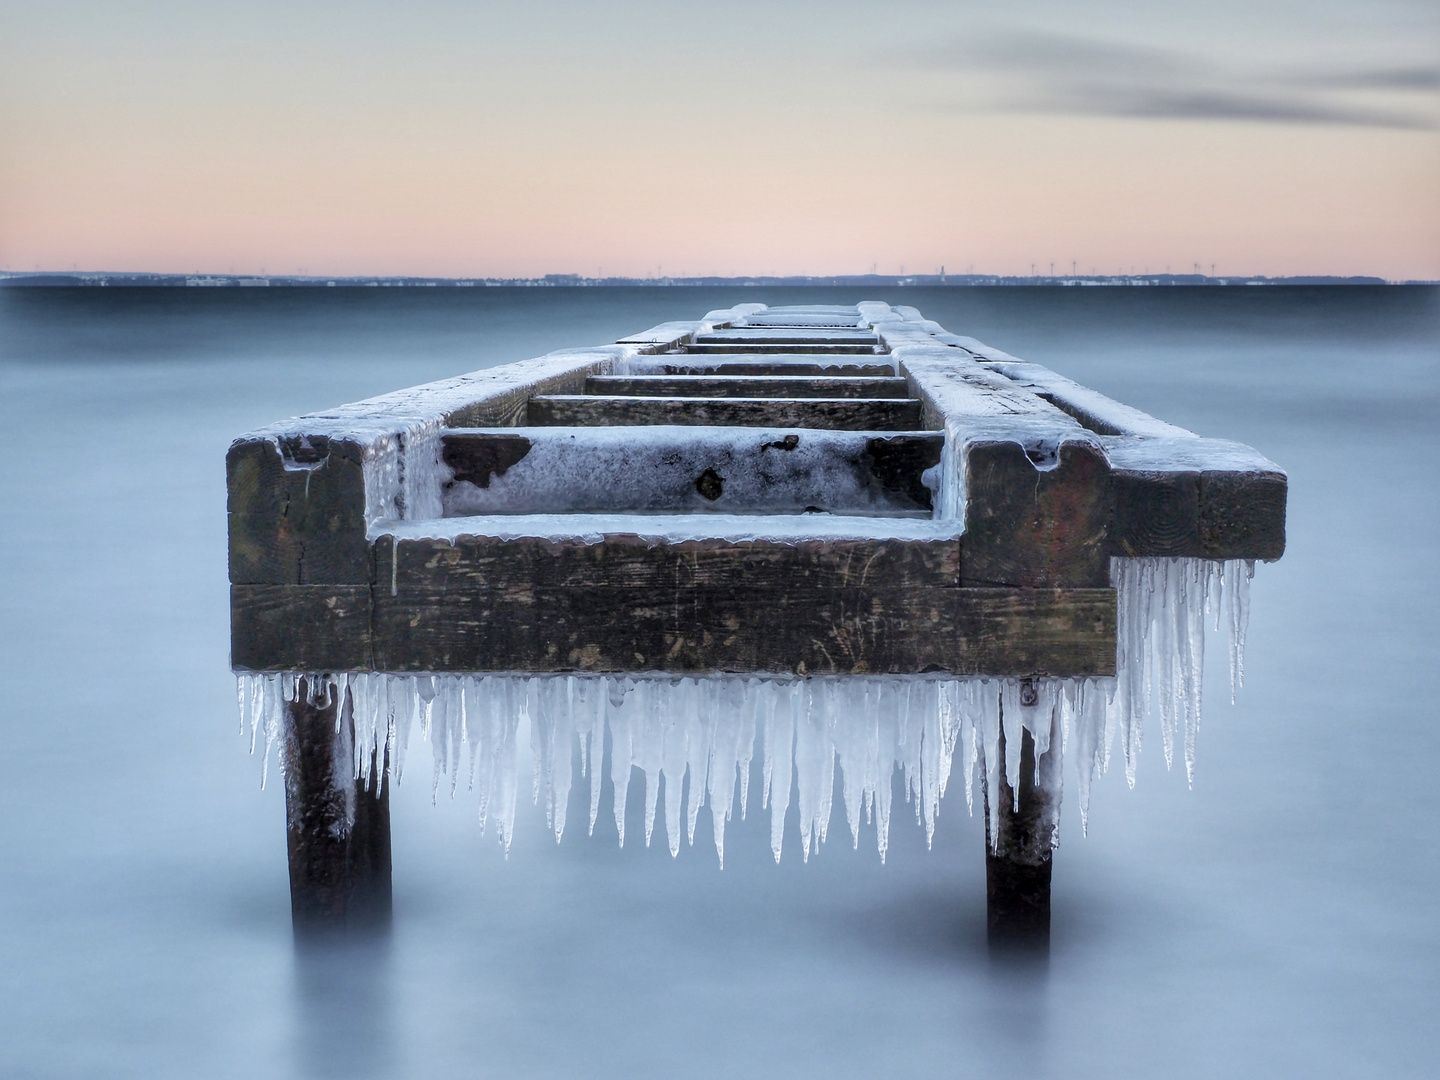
[2,0,1437,278]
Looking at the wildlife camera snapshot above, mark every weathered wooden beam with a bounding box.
[962,439,1113,588]
[628,357,896,377]
[682,343,883,355]
[1105,440,1287,560]
[584,375,912,399]
[527,395,924,430]
[439,428,942,516]
[739,316,865,328]
[369,582,1116,676]
[695,329,879,346]
[226,349,632,585]
[284,678,391,934]
[898,349,1113,587]
[953,350,1288,560]
[228,530,1116,676]
[381,531,960,590]
[231,584,373,671]
[227,436,371,586]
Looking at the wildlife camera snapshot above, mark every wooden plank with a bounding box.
[376,533,961,591]
[583,375,911,399]
[1104,438,1287,560]
[951,344,1288,560]
[681,343,883,355]
[231,584,373,670]
[369,585,1116,677]
[695,329,879,345]
[629,358,896,376]
[526,395,924,430]
[439,429,943,515]
[740,316,865,328]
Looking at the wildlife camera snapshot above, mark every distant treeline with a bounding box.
[0,271,1412,288]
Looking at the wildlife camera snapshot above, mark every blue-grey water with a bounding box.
[1,286,1436,1079]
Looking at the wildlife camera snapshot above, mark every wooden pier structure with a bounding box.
[228,301,1286,941]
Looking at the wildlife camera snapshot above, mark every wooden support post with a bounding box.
[283,678,392,935]
[983,689,1062,947]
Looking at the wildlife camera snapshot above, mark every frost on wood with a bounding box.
[238,556,1254,863]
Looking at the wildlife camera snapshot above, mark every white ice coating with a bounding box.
[239,557,1254,862]
[439,427,941,518]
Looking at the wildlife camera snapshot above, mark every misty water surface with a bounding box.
[0,286,1436,1078]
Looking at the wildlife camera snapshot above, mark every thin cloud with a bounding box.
[1290,66,1440,92]
[934,30,1438,130]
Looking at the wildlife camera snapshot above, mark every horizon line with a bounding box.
[2,270,1429,288]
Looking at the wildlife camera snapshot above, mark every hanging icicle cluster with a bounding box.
[239,557,1254,863]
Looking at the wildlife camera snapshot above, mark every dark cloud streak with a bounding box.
[934,30,1438,130]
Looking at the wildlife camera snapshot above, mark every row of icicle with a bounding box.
[239,557,1253,864]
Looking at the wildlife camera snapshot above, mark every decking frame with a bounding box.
[228,301,1285,942]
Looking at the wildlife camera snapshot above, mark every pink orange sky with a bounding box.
[2,0,1437,279]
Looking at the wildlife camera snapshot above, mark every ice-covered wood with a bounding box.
[584,375,912,399]
[439,428,942,516]
[694,328,879,346]
[227,346,637,584]
[527,395,925,430]
[625,356,896,377]
[229,300,1285,940]
[681,342,884,355]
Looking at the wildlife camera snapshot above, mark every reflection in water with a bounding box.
[292,933,394,1080]
[983,946,1051,1074]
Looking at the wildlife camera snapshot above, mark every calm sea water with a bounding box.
[1,286,1436,1079]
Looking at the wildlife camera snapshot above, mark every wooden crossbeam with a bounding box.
[680,343,883,355]
[695,329,878,345]
[628,358,896,376]
[527,395,924,430]
[231,533,1117,677]
[583,375,912,399]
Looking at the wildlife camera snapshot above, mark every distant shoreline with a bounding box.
[1,271,1430,289]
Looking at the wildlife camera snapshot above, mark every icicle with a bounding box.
[764,681,796,863]
[236,579,1259,865]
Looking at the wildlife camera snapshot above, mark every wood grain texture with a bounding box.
[526,395,924,430]
[681,343,884,355]
[1110,470,1201,558]
[441,432,533,488]
[226,437,370,585]
[231,584,373,671]
[962,440,1114,588]
[584,375,912,399]
[376,533,962,591]
[440,366,600,428]
[638,360,896,377]
[1199,470,1288,560]
[1110,468,1286,559]
[368,585,1115,676]
[694,330,879,346]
